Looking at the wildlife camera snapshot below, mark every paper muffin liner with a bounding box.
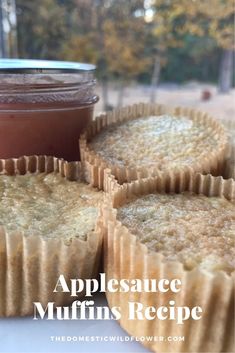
[100,169,235,353]
[224,144,235,180]
[219,119,235,180]
[0,155,103,317]
[79,103,228,189]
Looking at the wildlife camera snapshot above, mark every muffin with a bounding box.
[0,155,103,317]
[220,119,235,179]
[101,169,235,353]
[79,103,228,189]
[224,145,235,179]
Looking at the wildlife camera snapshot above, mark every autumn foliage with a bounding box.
[16,0,234,106]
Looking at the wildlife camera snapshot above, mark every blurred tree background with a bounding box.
[11,0,235,108]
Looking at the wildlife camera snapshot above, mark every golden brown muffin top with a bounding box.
[90,115,222,171]
[0,173,102,242]
[117,192,235,274]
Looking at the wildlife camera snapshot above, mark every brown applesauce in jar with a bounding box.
[0,59,99,161]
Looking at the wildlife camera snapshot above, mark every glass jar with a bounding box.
[0,59,99,161]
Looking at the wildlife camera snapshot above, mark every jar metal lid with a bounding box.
[0,59,96,73]
[0,59,98,108]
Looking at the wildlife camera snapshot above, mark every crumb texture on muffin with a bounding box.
[117,192,235,274]
[90,115,222,170]
[0,173,102,241]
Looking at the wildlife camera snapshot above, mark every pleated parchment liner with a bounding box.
[79,103,228,190]
[0,155,103,317]
[100,169,235,353]
[219,118,235,180]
